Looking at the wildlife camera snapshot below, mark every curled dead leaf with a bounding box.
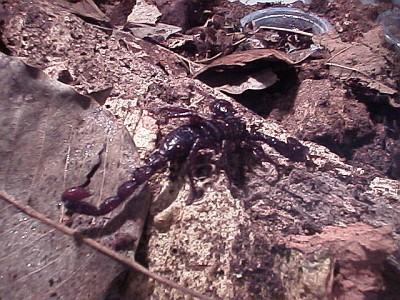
[126,0,161,24]
[126,23,181,43]
[194,49,303,95]
[54,0,109,22]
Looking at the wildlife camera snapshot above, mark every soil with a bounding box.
[169,0,400,184]
[0,0,399,299]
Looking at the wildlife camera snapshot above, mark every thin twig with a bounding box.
[175,53,200,75]
[257,26,314,37]
[195,52,223,63]
[0,191,215,300]
[232,37,248,47]
[326,45,352,63]
[194,36,248,64]
[155,44,203,75]
[325,62,370,78]
[326,61,398,96]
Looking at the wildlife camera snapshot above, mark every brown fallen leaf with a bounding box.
[126,23,182,43]
[196,49,302,70]
[0,53,149,299]
[321,28,398,96]
[194,49,301,95]
[54,0,109,22]
[210,68,278,94]
[0,191,215,300]
[126,0,161,24]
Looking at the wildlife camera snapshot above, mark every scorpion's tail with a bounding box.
[62,149,169,216]
[62,165,158,216]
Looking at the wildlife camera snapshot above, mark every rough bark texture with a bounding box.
[1,1,399,299]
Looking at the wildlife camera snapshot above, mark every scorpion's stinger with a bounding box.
[61,178,144,216]
[61,186,100,215]
[61,153,167,216]
[62,186,93,202]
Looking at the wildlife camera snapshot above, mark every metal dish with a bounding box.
[377,10,400,53]
[240,7,333,36]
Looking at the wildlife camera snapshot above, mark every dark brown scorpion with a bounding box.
[62,99,309,216]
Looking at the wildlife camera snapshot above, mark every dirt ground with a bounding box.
[152,0,400,182]
[1,0,400,299]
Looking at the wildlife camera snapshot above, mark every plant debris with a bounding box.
[1,0,400,299]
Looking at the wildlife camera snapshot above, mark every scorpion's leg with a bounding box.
[220,140,234,165]
[62,166,153,216]
[250,133,309,163]
[246,140,280,168]
[183,138,211,201]
[219,139,240,186]
[245,140,287,182]
[182,135,220,202]
[155,107,202,125]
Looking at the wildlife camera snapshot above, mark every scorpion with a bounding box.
[62,99,309,216]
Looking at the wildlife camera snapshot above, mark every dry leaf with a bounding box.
[212,68,278,94]
[321,28,398,96]
[0,54,150,299]
[127,23,181,43]
[126,0,161,24]
[54,0,109,22]
[197,49,298,69]
[195,49,299,94]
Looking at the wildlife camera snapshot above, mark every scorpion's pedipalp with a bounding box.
[250,133,309,163]
[247,140,279,167]
[285,137,309,162]
[155,107,201,125]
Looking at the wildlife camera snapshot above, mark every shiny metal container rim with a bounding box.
[240,7,334,35]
